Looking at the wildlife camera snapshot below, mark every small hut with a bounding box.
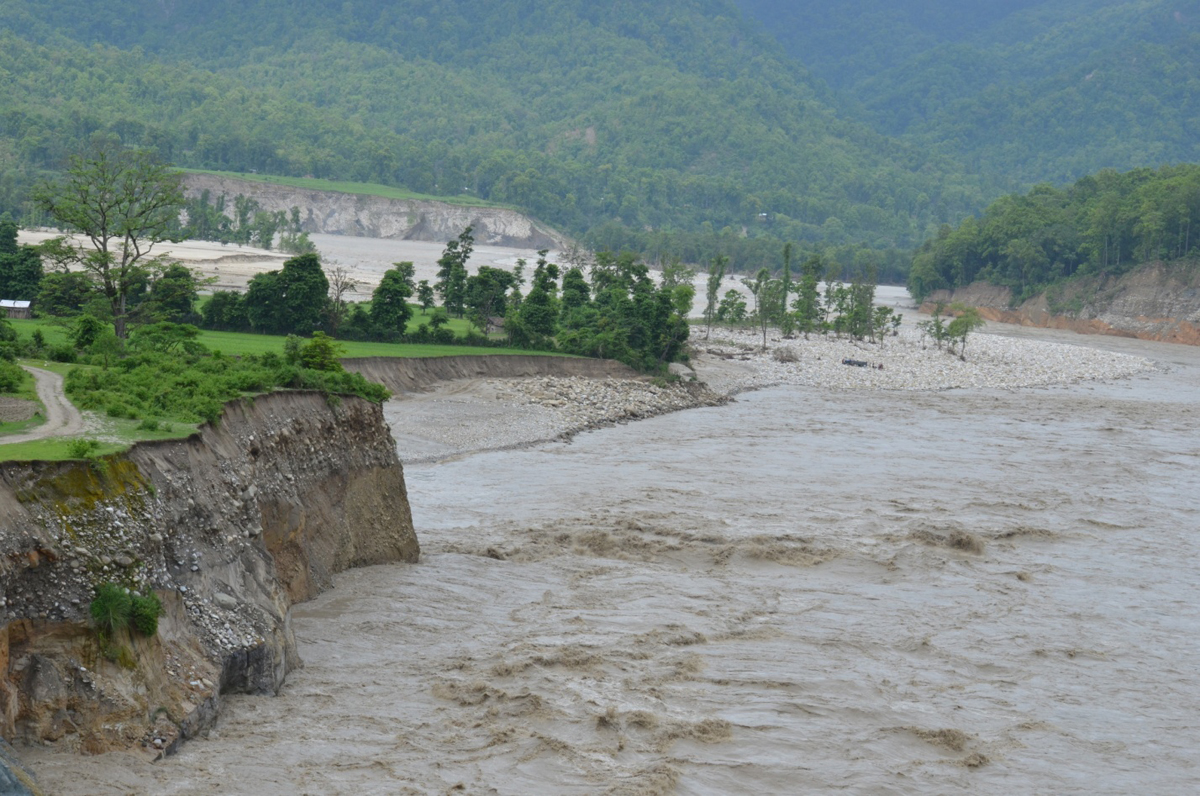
[0,300,31,320]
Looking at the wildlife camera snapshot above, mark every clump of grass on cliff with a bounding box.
[90,582,132,636]
[90,583,164,667]
[130,592,163,636]
[64,327,390,425]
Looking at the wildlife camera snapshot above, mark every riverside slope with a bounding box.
[0,391,417,759]
[921,261,1200,345]
[183,173,569,249]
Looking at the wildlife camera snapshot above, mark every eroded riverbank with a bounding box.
[22,328,1200,794]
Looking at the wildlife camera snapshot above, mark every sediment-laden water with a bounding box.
[27,330,1200,794]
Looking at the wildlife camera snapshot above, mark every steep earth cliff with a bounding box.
[183,173,569,249]
[921,261,1200,345]
[0,391,417,759]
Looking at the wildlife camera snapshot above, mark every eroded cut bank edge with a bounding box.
[0,389,416,768]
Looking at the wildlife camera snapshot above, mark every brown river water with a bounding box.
[26,328,1200,794]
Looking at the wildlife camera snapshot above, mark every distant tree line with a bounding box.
[703,247,900,349]
[201,226,693,373]
[908,164,1200,303]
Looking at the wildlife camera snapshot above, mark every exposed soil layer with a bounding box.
[343,355,637,395]
[922,261,1200,345]
[0,391,416,761]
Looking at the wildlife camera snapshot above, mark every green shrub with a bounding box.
[0,360,23,394]
[130,593,163,636]
[298,332,344,372]
[90,582,131,636]
[66,438,100,459]
[137,418,160,431]
[48,344,77,363]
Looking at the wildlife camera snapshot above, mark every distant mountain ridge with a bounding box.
[736,0,1200,190]
[1,0,1197,272]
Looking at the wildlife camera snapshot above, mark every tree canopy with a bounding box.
[32,136,184,337]
[907,164,1200,302]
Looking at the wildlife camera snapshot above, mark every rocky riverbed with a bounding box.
[385,377,726,462]
[383,324,1156,464]
[694,325,1157,394]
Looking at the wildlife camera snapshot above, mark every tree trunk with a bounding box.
[114,294,128,340]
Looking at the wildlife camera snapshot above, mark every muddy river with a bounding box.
[26,328,1200,794]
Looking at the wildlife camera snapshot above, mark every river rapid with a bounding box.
[27,328,1200,794]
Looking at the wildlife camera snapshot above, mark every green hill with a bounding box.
[737,0,1200,190]
[0,0,983,273]
[2,0,1198,278]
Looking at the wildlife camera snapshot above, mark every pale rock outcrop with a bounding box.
[183,173,569,249]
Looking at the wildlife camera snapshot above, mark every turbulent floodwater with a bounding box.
[28,330,1200,794]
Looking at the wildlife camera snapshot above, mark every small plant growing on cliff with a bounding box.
[90,582,131,636]
[130,593,164,636]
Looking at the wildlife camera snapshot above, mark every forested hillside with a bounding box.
[737,0,1200,189]
[907,164,1200,302]
[2,0,1197,278]
[0,0,986,274]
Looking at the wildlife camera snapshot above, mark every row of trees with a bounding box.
[908,164,1200,302]
[704,249,900,349]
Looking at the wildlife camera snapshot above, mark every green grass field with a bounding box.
[0,438,128,462]
[0,320,561,461]
[6,317,555,359]
[179,169,514,210]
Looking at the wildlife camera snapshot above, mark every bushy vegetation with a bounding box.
[89,583,163,664]
[0,0,984,274]
[739,0,1200,191]
[182,191,314,253]
[63,333,390,424]
[0,219,42,301]
[703,251,901,347]
[190,230,694,373]
[1,1,1196,279]
[908,164,1200,302]
[89,582,131,637]
[130,592,163,637]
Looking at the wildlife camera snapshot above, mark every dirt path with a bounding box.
[1,367,87,445]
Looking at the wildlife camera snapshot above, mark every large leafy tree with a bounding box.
[146,262,201,324]
[435,227,473,318]
[33,136,184,338]
[244,252,329,335]
[0,220,43,301]
[464,265,516,334]
[370,261,416,332]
